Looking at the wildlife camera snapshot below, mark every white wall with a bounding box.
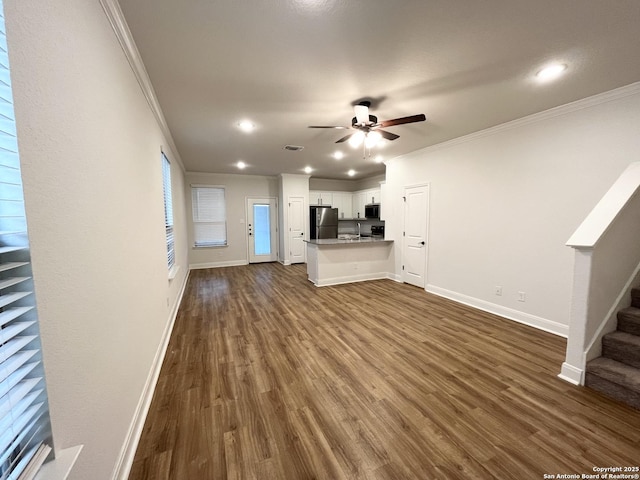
[309,174,385,192]
[386,84,640,335]
[309,177,355,192]
[5,1,189,479]
[186,172,278,268]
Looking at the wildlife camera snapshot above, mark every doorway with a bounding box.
[402,184,429,287]
[247,197,278,263]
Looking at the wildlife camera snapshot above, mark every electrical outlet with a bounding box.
[495,286,503,296]
[518,291,526,302]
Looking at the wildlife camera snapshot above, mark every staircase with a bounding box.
[585,288,640,409]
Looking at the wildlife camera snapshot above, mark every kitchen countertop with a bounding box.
[305,237,393,245]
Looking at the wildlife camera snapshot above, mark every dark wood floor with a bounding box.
[129,263,640,479]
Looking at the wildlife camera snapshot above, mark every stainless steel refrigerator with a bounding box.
[310,206,338,239]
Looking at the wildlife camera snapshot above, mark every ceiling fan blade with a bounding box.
[336,133,354,143]
[379,114,426,128]
[308,125,350,129]
[354,104,369,125]
[376,129,400,141]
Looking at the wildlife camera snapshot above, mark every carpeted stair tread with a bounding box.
[602,331,640,369]
[618,307,640,335]
[587,357,640,390]
[631,288,640,308]
[586,358,640,409]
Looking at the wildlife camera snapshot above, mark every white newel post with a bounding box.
[560,248,594,385]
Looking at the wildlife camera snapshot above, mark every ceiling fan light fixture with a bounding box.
[348,131,365,148]
[365,131,382,148]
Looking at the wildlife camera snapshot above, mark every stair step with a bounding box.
[585,357,640,409]
[632,288,640,309]
[618,307,640,335]
[602,331,640,368]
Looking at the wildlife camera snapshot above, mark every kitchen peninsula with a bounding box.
[305,237,394,286]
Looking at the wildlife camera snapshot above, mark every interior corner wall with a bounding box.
[185,172,279,268]
[5,1,189,479]
[386,86,640,332]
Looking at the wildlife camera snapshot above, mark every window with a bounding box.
[191,186,227,247]
[0,3,54,478]
[161,153,175,269]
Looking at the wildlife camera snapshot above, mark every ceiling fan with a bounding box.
[308,101,426,147]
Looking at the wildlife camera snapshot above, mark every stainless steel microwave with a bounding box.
[365,204,380,219]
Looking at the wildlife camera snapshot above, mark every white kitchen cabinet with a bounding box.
[364,188,381,204]
[332,192,353,219]
[309,190,333,206]
[352,191,367,219]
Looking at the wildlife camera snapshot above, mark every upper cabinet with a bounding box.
[309,191,333,206]
[332,192,352,219]
[309,186,383,219]
[352,191,367,219]
[365,188,381,204]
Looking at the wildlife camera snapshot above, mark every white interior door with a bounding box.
[288,196,305,264]
[247,197,278,263]
[402,184,429,287]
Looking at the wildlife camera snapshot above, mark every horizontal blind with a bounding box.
[161,153,175,269]
[191,186,226,247]
[0,3,54,479]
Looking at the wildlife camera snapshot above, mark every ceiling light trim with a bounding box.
[98,0,186,172]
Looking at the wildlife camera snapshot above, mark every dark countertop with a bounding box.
[305,237,393,246]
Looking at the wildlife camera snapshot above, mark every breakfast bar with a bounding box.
[305,237,394,286]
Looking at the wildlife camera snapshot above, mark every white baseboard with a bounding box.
[386,273,403,283]
[426,284,568,337]
[189,259,248,270]
[558,362,584,385]
[111,270,190,480]
[313,272,389,287]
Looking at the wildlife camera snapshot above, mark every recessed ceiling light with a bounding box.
[374,155,384,163]
[237,161,246,169]
[536,63,567,82]
[347,169,356,177]
[333,151,344,160]
[237,120,255,132]
[304,166,313,174]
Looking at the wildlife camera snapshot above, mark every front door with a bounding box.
[402,184,429,287]
[247,197,278,263]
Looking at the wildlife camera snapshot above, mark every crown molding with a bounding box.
[99,0,185,172]
[397,81,640,160]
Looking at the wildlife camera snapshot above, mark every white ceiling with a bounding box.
[117,0,640,179]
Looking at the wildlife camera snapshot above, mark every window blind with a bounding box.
[0,3,54,479]
[191,186,227,247]
[161,153,175,269]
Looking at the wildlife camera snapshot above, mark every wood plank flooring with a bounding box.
[129,263,640,479]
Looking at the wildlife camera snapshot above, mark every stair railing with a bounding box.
[561,162,640,385]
